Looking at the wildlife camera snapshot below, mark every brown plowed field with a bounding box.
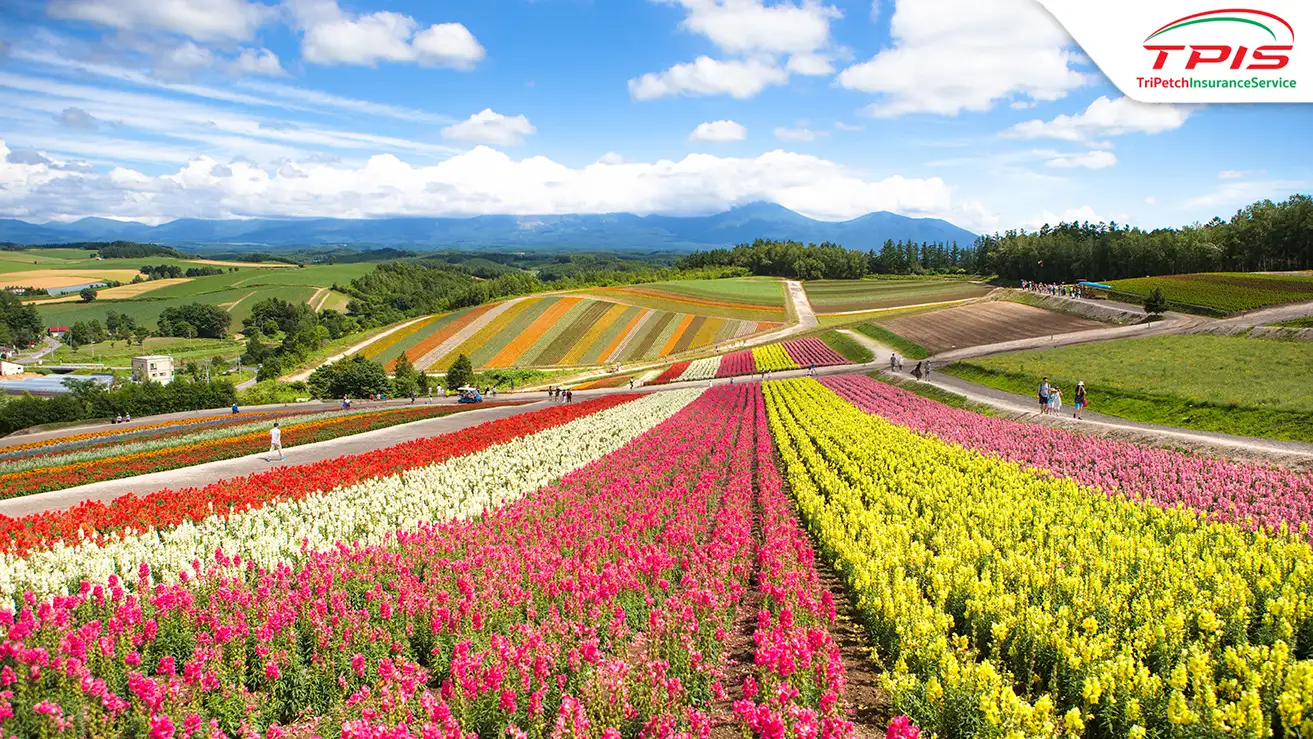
[878,301,1106,354]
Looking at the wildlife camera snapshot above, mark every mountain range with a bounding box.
[0,203,977,252]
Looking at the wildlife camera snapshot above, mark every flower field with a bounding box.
[0,403,527,500]
[764,376,1313,739]
[5,365,1312,738]
[384,297,782,371]
[647,339,851,384]
[0,385,877,739]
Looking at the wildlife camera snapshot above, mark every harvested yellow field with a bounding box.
[0,269,143,289]
[185,258,293,268]
[26,278,192,304]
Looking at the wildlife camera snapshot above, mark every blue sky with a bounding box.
[0,0,1309,234]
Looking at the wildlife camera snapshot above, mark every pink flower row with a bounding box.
[0,385,866,739]
[717,350,756,378]
[821,375,1313,539]
[781,339,847,369]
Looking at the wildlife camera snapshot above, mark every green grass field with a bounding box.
[36,285,319,328]
[1106,272,1313,315]
[1272,316,1313,328]
[818,330,872,363]
[803,278,991,314]
[641,277,785,306]
[852,323,929,359]
[944,334,1313,442]
[51,337,245,367]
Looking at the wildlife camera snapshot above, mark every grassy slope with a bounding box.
[945,334,1313,443]
[853,323,929,359]
[643,277,785,306]
[819,330,873,363]
[1273,316,1313,328]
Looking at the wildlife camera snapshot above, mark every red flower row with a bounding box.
[649,362,691,384]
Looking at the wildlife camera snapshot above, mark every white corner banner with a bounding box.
[1036,0,1310,102]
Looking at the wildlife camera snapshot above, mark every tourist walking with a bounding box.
[232,402,239,415]
[890,353,897,372]
[565,390,573,403]
[1052,386,1063,413]
[924,360,933,378]
[1038,377,1051,415]
[913,362,923,381]
[268,422,284,461]
[1074,381,1087,420]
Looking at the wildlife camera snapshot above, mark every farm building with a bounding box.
[132,355,175,385]
[48,326,70,338]
[0,361,22,376]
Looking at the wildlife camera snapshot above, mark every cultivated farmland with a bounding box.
[1107,271,1313,315]
[574,277,787,321]
[802,278,992,313]
[369,296,782,371]
[874,300,1106,354]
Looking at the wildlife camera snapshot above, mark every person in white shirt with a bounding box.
[269,422,284,461]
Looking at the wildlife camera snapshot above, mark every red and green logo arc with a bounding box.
[1144,8,1295,43]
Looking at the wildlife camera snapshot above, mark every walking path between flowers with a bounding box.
[0,399,548,517]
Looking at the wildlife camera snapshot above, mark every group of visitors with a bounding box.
[1021,280,1087,299]
[888,353,904,373]
[548,386,573,403]
[110,412,133,424]
[1037,376,1088,419]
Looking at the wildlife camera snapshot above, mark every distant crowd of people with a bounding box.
[1020,280,1088,299]
[547,386,573,403]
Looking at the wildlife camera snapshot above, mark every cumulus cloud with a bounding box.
[1005,96,1194,143]
[56,107,98,130]
[441,110,536,146]
[1022,205,1109,229]
[229,48,284,76]
[289,0,485,68]
[1045,151,1117,169]
[0,137,988,228]
[6,149,52,166]
[631,0,841,99]
[689,120,748,142]
[837,0,1088,116]
[46,0,274,42]
[629,57,788,100]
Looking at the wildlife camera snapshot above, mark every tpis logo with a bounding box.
[1144,8,1294,71]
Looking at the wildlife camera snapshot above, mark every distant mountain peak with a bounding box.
[0,205,976,251]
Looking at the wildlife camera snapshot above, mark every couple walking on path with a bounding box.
[1038,377,1088,419]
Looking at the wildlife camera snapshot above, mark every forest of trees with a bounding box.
[678,238,976,279]
[0,292,45,348]
[977,194,1313,282]
[241,298,360,380]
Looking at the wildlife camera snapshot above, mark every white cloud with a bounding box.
[229,48,284,76]
[837,0,1088,116]
[1144,196,1157,205]
[834,121,864,132]
[1045,151,1117,169]
[869,0,880,21]
[0,137,990,228]
[1005,96,1194,142]
[633,0,840,99]
[47,0,273,42]
[442,109,536,146]
[689,120,747,142]
[1186,179,1306,209]
[774,126,822,142]
[1218,169,1265,179]
[56,107,98,130]
[671,0,840,55]
[629,57,788,100]
[157,41,215,75]
[289,0,484,68]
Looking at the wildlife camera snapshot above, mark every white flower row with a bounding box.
[678,357,721,382]
[0,389,703,598]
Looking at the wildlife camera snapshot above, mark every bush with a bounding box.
[307,354,390,399]
[1144,286,1169,315]
[238,380,310,406]
[79,287,97,302]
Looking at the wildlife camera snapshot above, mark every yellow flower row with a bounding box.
[752,343,798,372]
[762,377,1313,739]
